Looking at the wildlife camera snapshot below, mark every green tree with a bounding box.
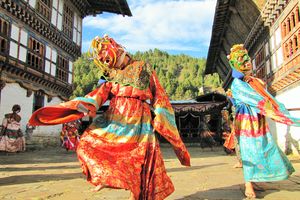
[72,50,223,100]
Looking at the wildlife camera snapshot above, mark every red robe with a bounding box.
[29,67,190,200]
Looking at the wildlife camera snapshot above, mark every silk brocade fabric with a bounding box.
[29,61,190,200]
[230,78,298,182]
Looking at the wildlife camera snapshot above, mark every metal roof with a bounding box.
[74,0,132,17]
[205,0,263,81]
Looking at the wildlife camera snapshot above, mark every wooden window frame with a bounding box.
[27,37,45,71]
[0,17,10,54]
[37,0,52,21]
[56,54,69,82]
[63,3,73,39]
[33,91,45,112]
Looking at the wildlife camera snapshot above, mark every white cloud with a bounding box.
[82,0,217,56]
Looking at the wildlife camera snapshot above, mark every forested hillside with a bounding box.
[71,49,222,100]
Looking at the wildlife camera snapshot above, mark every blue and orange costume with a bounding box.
[227,44,300,183]
[29,35,190,200]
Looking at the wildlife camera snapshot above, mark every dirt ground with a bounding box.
[0,146,300,200]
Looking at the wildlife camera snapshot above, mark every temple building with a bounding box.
[205,0,300,154]
[157,93,229,147]
[0,0,131,144]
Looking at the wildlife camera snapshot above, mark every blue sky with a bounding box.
[82,0,217,58]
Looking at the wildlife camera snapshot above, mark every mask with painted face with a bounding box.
[88,35,153,90]
[89,35,128,71]
[227,44,253,76]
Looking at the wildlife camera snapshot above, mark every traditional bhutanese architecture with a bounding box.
[205,0,300,154]
[0,0,131,145]
[92,94,229,147]
[158,93,228,147]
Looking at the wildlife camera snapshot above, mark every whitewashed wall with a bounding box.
[33,96,63,137]
[0,83,63,137]
[269,85,300,154]
[0,83,32,131]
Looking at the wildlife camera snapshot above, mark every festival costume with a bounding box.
[60,121,80,151]
[228,44,300,182]
[222,122,235,151]
[29,36,190,200]
[0,113,25,152]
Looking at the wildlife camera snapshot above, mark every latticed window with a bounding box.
[63,3,73,38]
[256,65,266,80]
[0,17,9,54]
[33,91,45,112]
[56,55,68,82]
[255,48,265,68]
[37,0,52,21]
[27,37,45,71]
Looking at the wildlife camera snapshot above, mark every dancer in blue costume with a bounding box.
[227,44,300,198]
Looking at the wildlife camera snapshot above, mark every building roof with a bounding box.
[170,100,198,104]
[205,0,264,81]
[75,0,132,17]
[170,93,228,113]
[195,92,227,102]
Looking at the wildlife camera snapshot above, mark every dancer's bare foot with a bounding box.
[92,184,104,192]
[245,182,256,198]
[128,192,135,200]
[233,161,243,168]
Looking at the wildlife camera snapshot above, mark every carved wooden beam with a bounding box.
[2,0,81,58]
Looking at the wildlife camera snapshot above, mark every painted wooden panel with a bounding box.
[277,46,284,66]
[45,60,51,73]
[51,64,56,76]
[77,32,81,46]
[68,72,72,84]
[58,0,64,14]
[51,9,57,26]
[74,12,78,29]
[68,60,73,72]
[10,24,19,41]
[19,46,27,62]
[264,42,269,56]
[271,53,277,70]
[51,49,57,62]
[9,41,18,58]
[275,27,282,47]
[270,34,275,51]
[29,0,36,8]
[20,29,28,46]
[57,14,62,31]
[52,0,58,9]
[266,59,271,75]
[73,28,77,43]
[46,45,51,59]
[78,18,82,32]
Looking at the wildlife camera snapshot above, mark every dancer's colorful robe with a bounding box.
[60,121,80,151]
[230,75,300,182]
[29,65,190,200]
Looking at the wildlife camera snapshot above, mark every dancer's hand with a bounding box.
[77,103,96,117]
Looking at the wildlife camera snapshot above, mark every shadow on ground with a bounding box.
[174,180,300,200]
[0,149,78,165]
[174,184,244,200]
[161,146,228,159]
[0,172,84,186]
[167,163,227,173]
[1,164,79,172]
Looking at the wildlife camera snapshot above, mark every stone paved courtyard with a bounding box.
[0,147,300,200]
